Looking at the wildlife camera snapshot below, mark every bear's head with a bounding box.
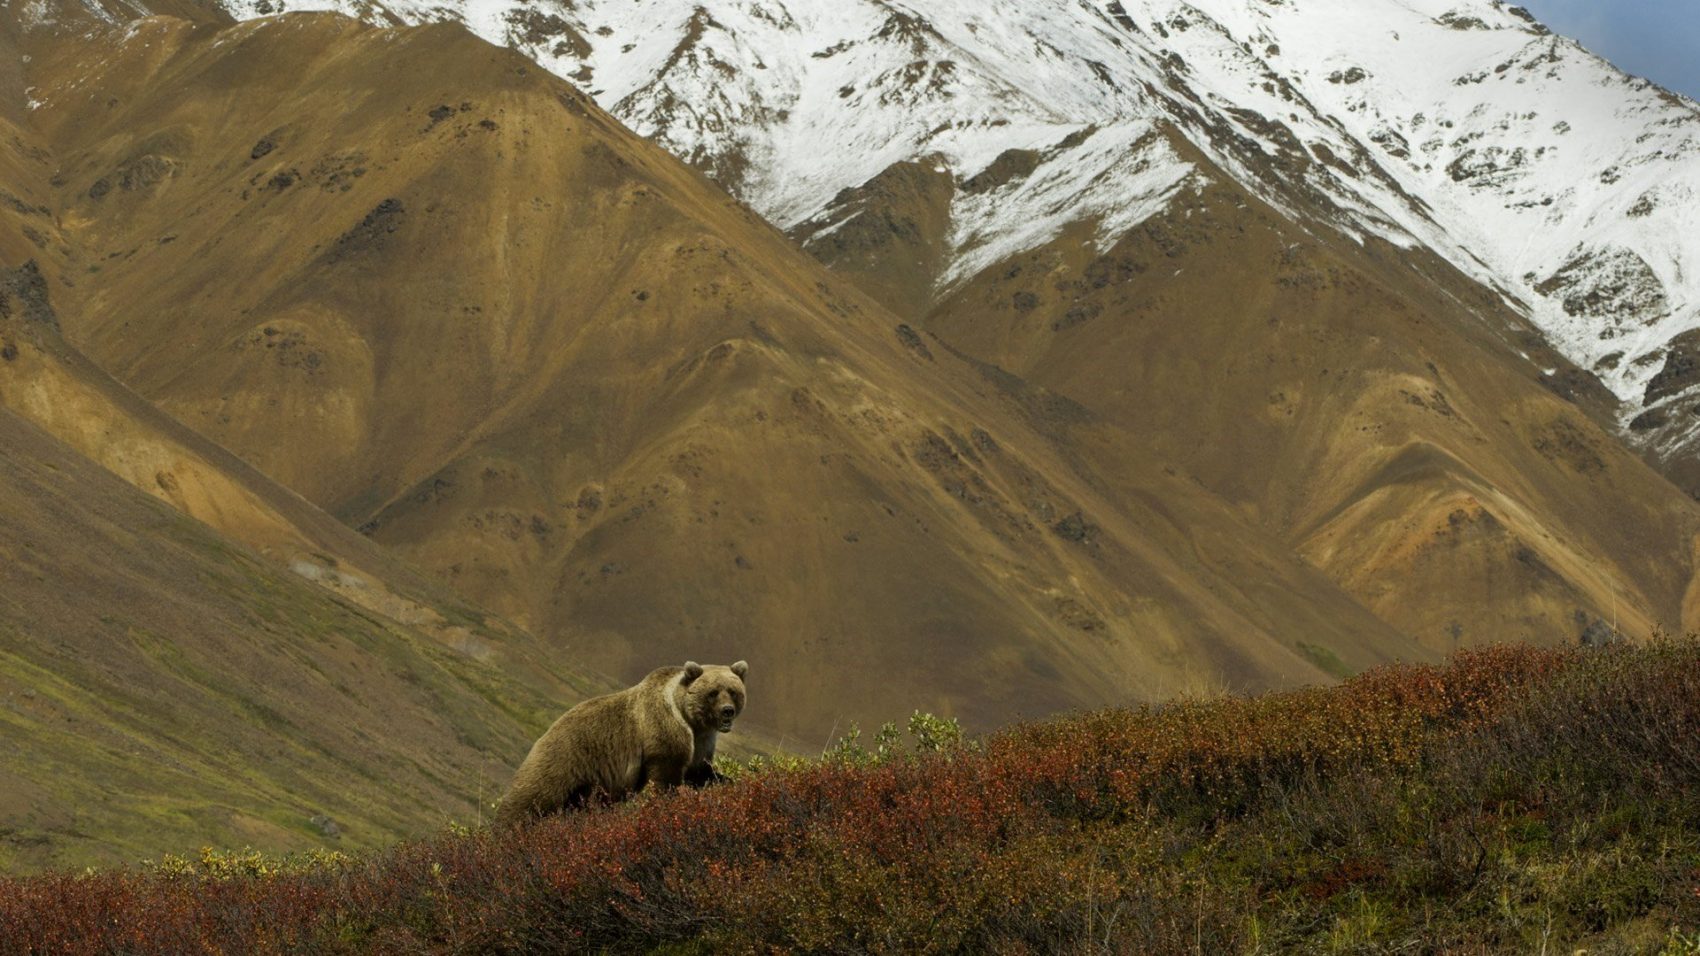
[678,660,748,733]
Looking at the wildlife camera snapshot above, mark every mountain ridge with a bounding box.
[193,0,1700,488]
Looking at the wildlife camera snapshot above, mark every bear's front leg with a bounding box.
[642,755,690,793]
[683,760,727,788]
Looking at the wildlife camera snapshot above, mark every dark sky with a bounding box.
[1515,0,1700,101]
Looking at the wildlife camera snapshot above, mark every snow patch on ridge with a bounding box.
[210,0,1700,453]
[1211,0,1700,428]
[944,124,1194,290]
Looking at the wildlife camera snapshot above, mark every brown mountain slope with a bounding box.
[0,54,632,869]
[804,151,1700,654]
[0,280,623,875]
[9,11,1438,741]
[0,211,623,873]
[0,95,593,693]
[0,398,610,872]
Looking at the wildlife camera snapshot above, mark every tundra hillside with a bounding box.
[5,641,1699,953]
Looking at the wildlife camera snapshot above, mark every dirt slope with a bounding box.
[0,77,602,696]
[808,147,1700,655]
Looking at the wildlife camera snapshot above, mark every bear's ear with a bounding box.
[681,661,704,685]
[730,660,748,680]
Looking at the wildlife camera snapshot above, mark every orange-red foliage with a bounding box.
[5,643,1697,953]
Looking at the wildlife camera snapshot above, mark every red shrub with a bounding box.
[3,642,1692,954]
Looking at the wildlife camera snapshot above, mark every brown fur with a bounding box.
[495,660,747,825]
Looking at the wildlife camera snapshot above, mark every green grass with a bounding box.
[1295,639,1354,679]
[0,531,576,873]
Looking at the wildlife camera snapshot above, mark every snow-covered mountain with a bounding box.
[202,0,1700,464]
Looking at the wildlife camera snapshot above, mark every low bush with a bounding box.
[4,642,1699,953]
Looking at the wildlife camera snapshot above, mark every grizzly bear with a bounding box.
[495,660,747,825]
